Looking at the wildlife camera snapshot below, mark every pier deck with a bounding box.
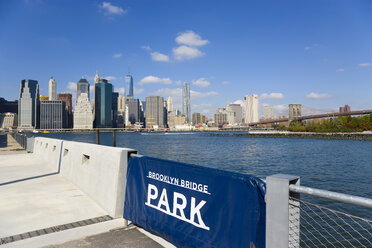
[0,138,169,248]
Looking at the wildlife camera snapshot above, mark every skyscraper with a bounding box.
[182,83,191,123]
[48,77,56,100]
[125,73,134,97]
[77,78,90,101]
[226,103,243,124]
[112,92,119,128]
[40,100,67,129]
[58,93,73,128]
[167,96,173,112]
[126,98,141,125]
[244,94,259,124]
[74,93,93,129]
[94,79,113,128]
[145,96,165,128]
[18,79,40,129]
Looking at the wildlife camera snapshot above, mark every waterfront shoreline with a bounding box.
[204,131,372,141]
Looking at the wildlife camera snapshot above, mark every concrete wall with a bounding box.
[33,137,63,171]
[59,140,136,218]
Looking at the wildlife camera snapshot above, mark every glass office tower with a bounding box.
[94,79,113,128]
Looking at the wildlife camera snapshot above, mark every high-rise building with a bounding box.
[226,103,243,124]
[117,95,126,112]
[244,94,259,124]
[192,112,207,125]
[48,77,56,100]
[126,99,141,125]
[94,71,100,85]
[263,105,275,120]
[112,92,119,128]
[126,73,134,97]
[145,96,165,128]
[58,93,73,128]
[95,79,113,128]
[0,98,18,114]
[214,108,234,125]
[74,93,93,129]
[18,79,40,129]
[339,105,351,113]
[174,115,186,126]
[182,83,191,123]
[0,113,18,129]
[77,78,90,101]
[167,96,173,112]
[40,100,67,129]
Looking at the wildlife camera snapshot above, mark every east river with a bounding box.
[34,131,372,218]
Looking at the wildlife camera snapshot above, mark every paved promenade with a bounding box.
[0,134,26,155]
[0,136,171,248]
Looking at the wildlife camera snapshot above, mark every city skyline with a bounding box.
[1,1,372,117]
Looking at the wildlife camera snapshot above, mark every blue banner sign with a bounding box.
[124,155,266,248]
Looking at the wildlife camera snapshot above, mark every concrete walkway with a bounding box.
[43,226,163,248]
[0,153,108,238]
[0,138,170,248]
[0,134,26,155]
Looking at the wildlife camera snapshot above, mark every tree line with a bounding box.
[275,115,372,133]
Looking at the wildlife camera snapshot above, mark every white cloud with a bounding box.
[192,78,210,88]
[141,45,151,51]
[138,76,172,86]
[173,45,204,60]
[336,68,344,72]
[260,93,284,100]
[175,80,183,86]
[100,2,127,15]
[153,87,218,100]
[304,46,311,51]
[222,81,230,85]
[359,63,372,67]
[233,99,244,107]
[114,87,125,95]
[134,87,144,94]
[191,90,218,100]
[306,92,332,99]
[175,30,209,47]
[151,52,170,62]
[104,76,116,81]
[192,103,213,109]
[274,105,288,116]
[113,53,122,59]
[67,82,76,91]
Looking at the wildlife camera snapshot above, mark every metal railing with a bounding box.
[10,132,28,149]
[266,174,372,248]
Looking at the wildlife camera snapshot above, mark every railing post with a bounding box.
[96,129,100,144]
[266,174,300,248]
[113,130,116,147]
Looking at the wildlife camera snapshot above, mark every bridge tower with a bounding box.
[289,104,302,121]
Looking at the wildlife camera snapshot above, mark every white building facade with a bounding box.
[74,93,93,129]
[48,77,56,100]
[244,94,259,124]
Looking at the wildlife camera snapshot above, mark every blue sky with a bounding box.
[1,0,372,117]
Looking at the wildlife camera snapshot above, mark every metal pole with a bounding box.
[112,130,116,147]
[266,174,301,248]
[289,185,372,209]
[96,129,100,144]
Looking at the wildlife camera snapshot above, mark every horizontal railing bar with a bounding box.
[289,185,372,209]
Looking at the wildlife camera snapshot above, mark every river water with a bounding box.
[34,131,372,198]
